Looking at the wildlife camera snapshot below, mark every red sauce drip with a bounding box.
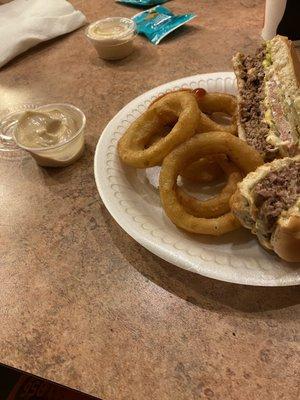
[193,88,207,101]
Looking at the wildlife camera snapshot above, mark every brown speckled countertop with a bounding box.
[0,0,299,399]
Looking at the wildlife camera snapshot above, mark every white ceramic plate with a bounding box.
[94,72,300,286]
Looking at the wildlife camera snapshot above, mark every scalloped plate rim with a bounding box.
[94,72,300,287]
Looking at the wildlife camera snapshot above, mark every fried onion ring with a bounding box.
[159,132,263,235]
[180,155,225,183]
[150,89,237,136]
[177,157,243,218]
[118,91,200,168]
[149,88,192,108]
[195,91,238,135]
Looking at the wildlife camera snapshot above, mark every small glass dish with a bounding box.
[85,17,137,60]
[13,103,86,167]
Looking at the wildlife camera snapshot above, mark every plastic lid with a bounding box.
[86,17,136,41]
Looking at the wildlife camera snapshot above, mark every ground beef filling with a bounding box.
[253,161,300,235]
[238,45,277,160]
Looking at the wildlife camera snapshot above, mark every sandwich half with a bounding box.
[232,35,300,161]
[230,156,300,262]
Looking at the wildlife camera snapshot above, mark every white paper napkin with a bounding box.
[0,0,87,68]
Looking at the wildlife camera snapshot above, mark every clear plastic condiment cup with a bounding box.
[13,103,86,167]
[85,17,137,60]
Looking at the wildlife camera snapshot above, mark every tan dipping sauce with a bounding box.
[15,109,76,148]
[86,17,136,60]
[14,105,85,167]
[88,23,131,40]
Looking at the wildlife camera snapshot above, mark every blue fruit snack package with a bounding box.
[132,5,196,45]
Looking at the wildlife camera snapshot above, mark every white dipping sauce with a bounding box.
[15,109,77,148]
[14,104,86,167]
